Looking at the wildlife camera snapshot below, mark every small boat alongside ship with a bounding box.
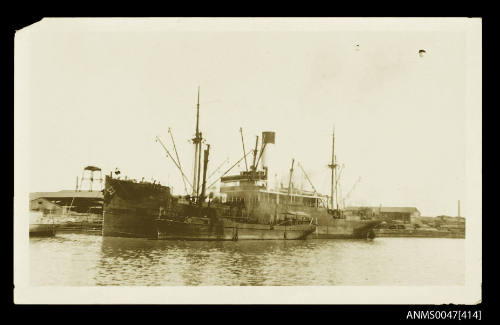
[29,211,56,237]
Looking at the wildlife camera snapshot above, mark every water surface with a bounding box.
[30,234,465,286]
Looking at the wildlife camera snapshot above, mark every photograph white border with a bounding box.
[14,17,482,304]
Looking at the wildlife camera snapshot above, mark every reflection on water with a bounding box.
[30,234,465,286]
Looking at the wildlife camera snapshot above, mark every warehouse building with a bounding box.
[345,206,421,224]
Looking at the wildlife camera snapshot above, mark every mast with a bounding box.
[191,86,203,198]
[251,135,259,173]
[328,129,336,209]
[200,144,210,206]
[335,155,339,210]
[256,142,267,169]
[288,158,295,202]
[196,87,200,135]
[197,131,203,198]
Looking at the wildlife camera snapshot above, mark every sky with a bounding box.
[20,18,471,217]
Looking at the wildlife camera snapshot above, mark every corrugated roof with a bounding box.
[379,207,419,213]
[29,190,103,201]
[31,197,63,207]
[346,206,420,213]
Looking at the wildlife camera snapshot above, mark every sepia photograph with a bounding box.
[13,17,482,305]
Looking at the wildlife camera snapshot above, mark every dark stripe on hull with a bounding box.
[312,233,371,239]
[311,220,380,239]
[157,219,315,241]
[230,224,315,240]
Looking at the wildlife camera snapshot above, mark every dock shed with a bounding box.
[30,197,63,215]
[345,206,421,223]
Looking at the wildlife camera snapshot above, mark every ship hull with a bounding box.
[311,220,380,239]
[29,224,56,237]
[102,176,173,238]
[218,199,381,240]
[157,218,315,241]
[102,210,158,238]
[229,222,315,240]
[102,178,380,240]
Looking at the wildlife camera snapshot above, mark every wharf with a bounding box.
[55,220,102,234]
[374,229,465,239]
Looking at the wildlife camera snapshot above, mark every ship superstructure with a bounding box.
[218,130,380,239]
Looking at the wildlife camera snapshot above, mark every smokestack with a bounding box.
[261,131,276,189]
[458,200,461,218]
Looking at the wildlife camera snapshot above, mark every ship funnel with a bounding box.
[261,131,276,189]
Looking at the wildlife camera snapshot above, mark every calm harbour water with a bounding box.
[30,233,464,286]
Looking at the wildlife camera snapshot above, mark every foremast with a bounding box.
[191,87,203,201]
[328,129,337,210]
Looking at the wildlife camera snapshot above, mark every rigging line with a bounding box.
[297,161,318,195]
[206,157,230,184]
[155,136,193,193]
[335,164,344,185]
[207,150,253,189]
[239,127,249,172]
[168,127,188,195]
[67,195,76,216]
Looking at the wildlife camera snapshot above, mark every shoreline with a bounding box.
[374,229,465,239]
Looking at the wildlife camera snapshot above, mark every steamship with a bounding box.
[155,125,380,240]
[102,89,315,240]
[102,89,379,240]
